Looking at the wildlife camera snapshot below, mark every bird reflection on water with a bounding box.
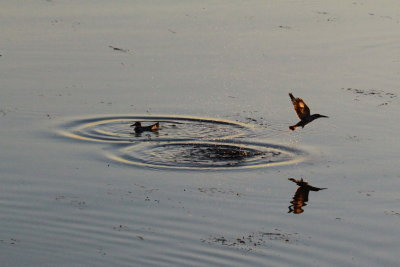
[289,93,328,131]
[288,178,326,214]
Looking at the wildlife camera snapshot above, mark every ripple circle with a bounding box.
[59,115,254,143]
[108,140,306,170]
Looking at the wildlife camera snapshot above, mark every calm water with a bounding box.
[1,1,400,266]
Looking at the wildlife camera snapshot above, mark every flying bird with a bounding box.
[289,93,328,131]
[130,121,160,133]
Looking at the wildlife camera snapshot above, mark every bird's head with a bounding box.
[313,114,329,119]
[131,121,141,127]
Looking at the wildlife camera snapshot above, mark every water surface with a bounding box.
[1,1,400,266]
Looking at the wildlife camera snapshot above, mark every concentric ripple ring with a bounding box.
[58,115,255,143]
[107,140,307,170]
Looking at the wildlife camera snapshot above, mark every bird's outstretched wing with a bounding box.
[288,178,326,191]
[289,93,310,120]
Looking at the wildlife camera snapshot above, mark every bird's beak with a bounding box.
[321,115,329,118]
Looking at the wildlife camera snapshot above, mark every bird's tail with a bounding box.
[151,122,160,130]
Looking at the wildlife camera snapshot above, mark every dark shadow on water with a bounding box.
[288,178,326,214]
[130,131,159,139]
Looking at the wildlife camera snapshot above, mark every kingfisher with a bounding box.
[289,93,328,131]
[130,121,160,133]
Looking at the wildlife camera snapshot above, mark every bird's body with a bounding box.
[289,93,328,131]
[131,121,159,133]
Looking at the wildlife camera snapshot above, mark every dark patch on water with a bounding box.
[342,87,397,106]
[201,230,299,252]
[109,140,305,170]
[55,195,87,209]
[344,87,397,98]
[384,210,400,216]
[198,187,242,197]
[0,238,21,245]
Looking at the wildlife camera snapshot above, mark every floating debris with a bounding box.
[109,46,129,53]
[202,230,299,252]
[197,187,242,197]
[343,87,397,106]
[344,87,397,98]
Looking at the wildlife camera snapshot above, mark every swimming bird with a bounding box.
[130,121,160,133]
[288,178,327,214]
[289,93,328,131]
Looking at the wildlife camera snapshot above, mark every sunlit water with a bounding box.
[1,1,400,266]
